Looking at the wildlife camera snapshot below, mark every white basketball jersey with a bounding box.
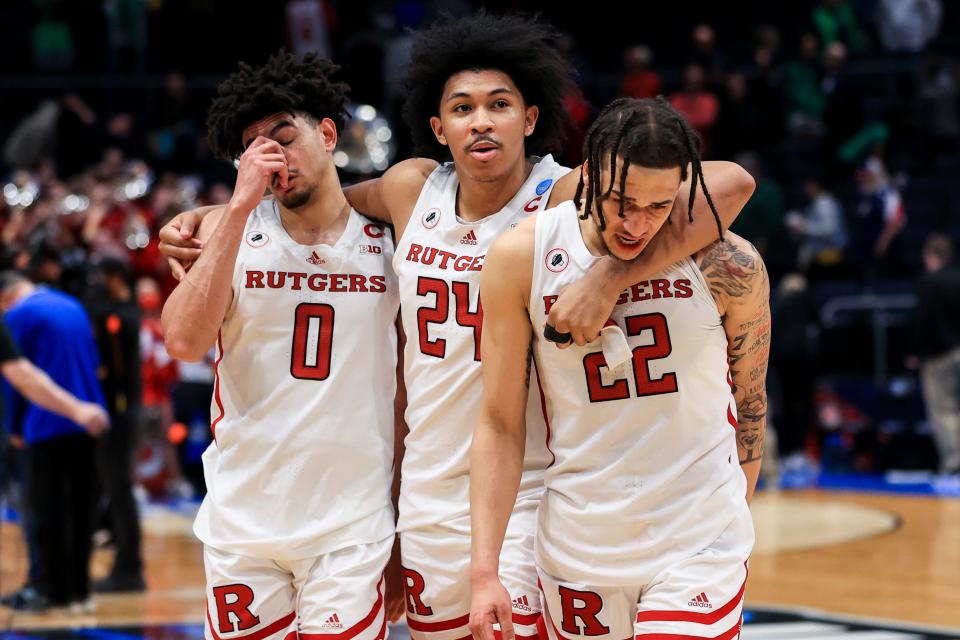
[194,199,399,560]
[529,201,753,586]
[394,156,571,531]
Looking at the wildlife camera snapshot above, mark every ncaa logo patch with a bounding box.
[545,248,569,273]
[245,230,269,248]
[535,178,553,196]
[422,208,441,229]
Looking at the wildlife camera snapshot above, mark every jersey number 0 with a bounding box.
[290,303,335,380]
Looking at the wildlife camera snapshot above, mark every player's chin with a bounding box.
[278,186,312,209]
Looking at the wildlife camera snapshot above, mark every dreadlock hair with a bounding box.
[401,12,575,161]
[206,50,350,161]
[574,96,723,239]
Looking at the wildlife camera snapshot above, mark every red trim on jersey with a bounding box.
[299,576,385,640]
[210,331,226,441]
[283,633,297,640]
[532,360,556,468]
[726,404,737,431]
[633,616,742,640]
[205,607,295,640]
[635,571,746,625]
[406,612,470,632]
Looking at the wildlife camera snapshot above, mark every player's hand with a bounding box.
[469,576,514,640]
[383,536,406,623]
[230,136,288,217]
[546,269,620,347]
[73,401,110,437]
[159,210,205,281]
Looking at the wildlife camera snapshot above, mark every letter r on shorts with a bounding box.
[558,586,610,636]
[402,567,434,616]
[213,583,261,634]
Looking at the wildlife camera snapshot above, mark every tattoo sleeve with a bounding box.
[699,237,770,468]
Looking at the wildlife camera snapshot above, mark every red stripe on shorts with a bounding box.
[406,612,470,632]
[635,573,746,625]
[300,576,385,640]
[634,615,742,640]
[206,607,296,640]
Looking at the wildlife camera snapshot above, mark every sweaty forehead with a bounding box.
[241,112,299,147]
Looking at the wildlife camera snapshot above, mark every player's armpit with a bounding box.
[701,234,770,503]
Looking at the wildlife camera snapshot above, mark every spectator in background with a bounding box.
[670,64,719,155]
[1,271,107,613]
[0,318,108,611]
[729,151,786,259]
[908,234,960,476]
[785,177,848,274]
[713,72,762,158]
[619,44,661,99]
[812,0,867,55]
[851,154,906,278]
[771,273,821,487]
[921,55,960,156]
[877,0,942,54]
[87,258,145,592]
[748,24,786,150]
[688,23,726,87]
[784,32,827,136]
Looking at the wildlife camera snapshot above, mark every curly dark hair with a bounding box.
[575,96,723,239]
[401,12,575,161]
[206,50,350,160]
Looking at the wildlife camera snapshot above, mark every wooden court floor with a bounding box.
[1,489,958,632]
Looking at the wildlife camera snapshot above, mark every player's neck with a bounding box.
[577,206,606,258]
[275,185,351,247]
[455,157,533,222]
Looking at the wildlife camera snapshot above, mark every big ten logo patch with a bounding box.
[359,245,383,254]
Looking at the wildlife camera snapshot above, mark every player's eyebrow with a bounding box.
[608,189,673,207]
[243,120,296,149]
[445,87,515,102]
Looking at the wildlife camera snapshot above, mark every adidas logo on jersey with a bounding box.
[307,251,326,265]
[321,613,344,629]
[512,594,535,613]
[460,230,478,245]
[687,592,712,609]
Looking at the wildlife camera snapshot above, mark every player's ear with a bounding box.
[523,105,539,137]
[318,118,338,152]
[430,116,447,146]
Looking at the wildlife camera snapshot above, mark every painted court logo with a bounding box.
[245,231,269,248]
[422,208,441,229]
[545,248,569,273]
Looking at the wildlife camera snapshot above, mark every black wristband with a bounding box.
[544,323,572,344]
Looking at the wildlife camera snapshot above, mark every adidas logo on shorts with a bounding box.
[512,594,535,613]
[687,592,712,609]
[321,613,344,629]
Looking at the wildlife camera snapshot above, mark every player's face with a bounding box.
[241,112,338,210]
[430,69,538,183]
[590,158,681,261]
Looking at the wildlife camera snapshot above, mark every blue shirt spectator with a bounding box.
[2,282,105,444]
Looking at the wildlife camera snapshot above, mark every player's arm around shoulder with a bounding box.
[469,219,536,640]
[343,157,438,237]
[161,203,240,362]
[697,232,770,503]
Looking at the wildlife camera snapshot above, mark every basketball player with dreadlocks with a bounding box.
[469,97,769,640]
[161,52,404,640]
[158,15,754,640]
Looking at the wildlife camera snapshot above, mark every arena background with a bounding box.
[1,0,959,638]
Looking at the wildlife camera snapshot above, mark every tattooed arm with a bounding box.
[697,233,771,503]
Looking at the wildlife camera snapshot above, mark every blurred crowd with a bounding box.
[0,2,959,610]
